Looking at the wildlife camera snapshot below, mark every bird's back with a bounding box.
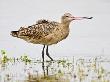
[11,19,64,44]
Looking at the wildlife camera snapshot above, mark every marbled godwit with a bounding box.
[11,13,92,61]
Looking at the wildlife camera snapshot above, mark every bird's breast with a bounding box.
[49,27,69,44]
[57,28,69,40]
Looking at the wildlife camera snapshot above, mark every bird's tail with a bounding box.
[11,31,19,37]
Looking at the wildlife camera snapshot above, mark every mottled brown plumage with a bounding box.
[11,13,92,61]
[11,19,61,45]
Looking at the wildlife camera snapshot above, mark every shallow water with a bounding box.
[0,56,110,82]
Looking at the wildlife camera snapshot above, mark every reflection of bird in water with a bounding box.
[11,13,92,62]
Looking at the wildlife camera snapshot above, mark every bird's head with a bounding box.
[61,13,93,24]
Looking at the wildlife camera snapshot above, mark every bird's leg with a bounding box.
[46,45,54,61]
[42,61,46,77]
[42,45,45,62]
[42,45,46,76]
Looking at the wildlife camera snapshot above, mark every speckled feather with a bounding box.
[20,20,58,37]
[11,19,64,44]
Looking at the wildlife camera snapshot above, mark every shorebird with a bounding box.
[11,13,92,62]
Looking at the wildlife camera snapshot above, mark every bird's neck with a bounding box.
[61,22,70,29]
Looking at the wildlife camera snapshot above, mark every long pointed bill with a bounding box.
[72,17,93,20]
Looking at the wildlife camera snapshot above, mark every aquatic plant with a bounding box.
[20,55,31,64]
[0,50,9,63]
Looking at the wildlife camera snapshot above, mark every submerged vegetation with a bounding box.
[0,50,110,82]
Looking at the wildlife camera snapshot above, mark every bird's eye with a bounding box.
[65,16,69,17]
